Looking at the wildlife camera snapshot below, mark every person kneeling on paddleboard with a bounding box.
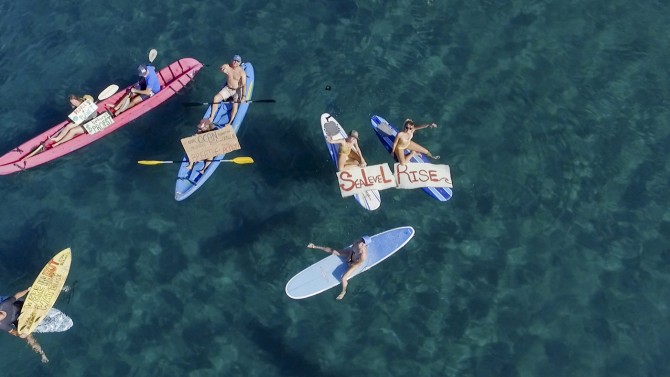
[326,130,368,171]
[306,236,370,300]
[390,119,440,165]
[109,64,161,116]
[0,289,49,363]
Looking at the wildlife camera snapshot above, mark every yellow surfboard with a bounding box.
[17,248,72,336]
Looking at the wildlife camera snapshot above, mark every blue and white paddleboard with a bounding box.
[370,115,452,202]
[174,62,255,201]
[285,226,415,299]
[321,113,381,211]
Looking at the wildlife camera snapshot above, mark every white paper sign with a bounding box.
[336,163,396,197]
[394,163,452,189]
[82,112,114,135]
[68,99,98,125]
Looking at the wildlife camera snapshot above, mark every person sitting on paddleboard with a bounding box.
[22,94,97,159]
[0,288,49,363]
[326,130,368,171]
[390,119,440,165]
[185,119,216,173]
[109,64,161,116]
[306,236,370,300]
[207,55,246,128]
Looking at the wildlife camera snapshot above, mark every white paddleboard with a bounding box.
[285,226,415,299]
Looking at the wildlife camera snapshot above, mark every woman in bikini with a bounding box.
[22,94,96,159]
[306,236,370,300]
[390,119,440,165]
[326,130,368,171]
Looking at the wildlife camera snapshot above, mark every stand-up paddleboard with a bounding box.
[17,248,72,336]
[285,226,415,299]
[321,113,381,211]
[370,115,452,202]
[175,62,255,201]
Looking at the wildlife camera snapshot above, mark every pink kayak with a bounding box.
[0,57,203,175]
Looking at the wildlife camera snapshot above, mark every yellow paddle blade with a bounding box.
[137,160,172,165]
[230,157,254,164]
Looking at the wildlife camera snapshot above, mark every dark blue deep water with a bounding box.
[1,1,669,376]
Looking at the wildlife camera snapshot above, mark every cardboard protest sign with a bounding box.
[68,99,98,125]
[180,127,241,163]
[336,163,396,197]
[82,112,114,135]
[394,163,452,189]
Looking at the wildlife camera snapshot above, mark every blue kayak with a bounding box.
[285,226,415,299]
[174,62,255,201]
[370,115,452,202]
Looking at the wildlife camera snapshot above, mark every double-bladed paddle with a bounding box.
[138,156,255,165]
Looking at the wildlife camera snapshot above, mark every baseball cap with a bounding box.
[138,65,148,76]
[362,236,372,245]
[232,55,242,62]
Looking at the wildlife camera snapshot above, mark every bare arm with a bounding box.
[326,136,345,146]
[239,73,247,103]
[391,136,400,155]
[414,123,438,132]
[13,287,30,300]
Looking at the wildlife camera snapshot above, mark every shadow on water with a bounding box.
[245,318,339,377]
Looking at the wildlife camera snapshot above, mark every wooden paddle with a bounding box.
[138,156,255,165]
[97,85,119,101]
[182,99,276,107]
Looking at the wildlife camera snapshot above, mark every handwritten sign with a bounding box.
[394,163,452,189]
[82,112,114,135]
[180,126,241,163]
[68,99,98,125]
[336,163,396,197]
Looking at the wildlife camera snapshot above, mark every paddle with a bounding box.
[97,85,119,101]
[138,156,255,165]
[148,48,158,63]
[182,99,276,107]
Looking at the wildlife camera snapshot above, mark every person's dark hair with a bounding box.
[197,119,214,133]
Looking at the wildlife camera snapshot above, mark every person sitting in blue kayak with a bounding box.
[109,64,161,116]
[306,236,370,300]
[207,55,246,127]
[326,130,368,171]
[0,289,49,363]
[390,119,440,165]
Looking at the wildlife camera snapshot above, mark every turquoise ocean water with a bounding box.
[1,0,669,376]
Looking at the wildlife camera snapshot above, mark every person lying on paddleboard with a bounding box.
[185,119,216,173]
[390,119,440,165]
[326,130,368,171]
[108,64,161,116]
[0,289,49,363]
[22,94,97,159]
[207,55,246,128]
[306,236,370,300]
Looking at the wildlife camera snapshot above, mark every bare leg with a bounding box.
[208,93,225,122]
[52,126,85,147]
[50,123,79,141]
[337,262,362,300]
[406,141,439,160]
[395,149,409,165]
[115,95,142,115]
[225,102,239,127]
[25,334,49,363]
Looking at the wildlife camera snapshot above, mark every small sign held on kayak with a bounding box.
[180,127,241,164]
[394,163,452,189]
[68,99,98,125]
[336,163,396,197]
[82,112,114,135]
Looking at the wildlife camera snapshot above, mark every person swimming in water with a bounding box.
[390,119,440,165]
[326,130,368,171]
[306,236,370,300]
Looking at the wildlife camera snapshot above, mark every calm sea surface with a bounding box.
[1,0,669,376]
